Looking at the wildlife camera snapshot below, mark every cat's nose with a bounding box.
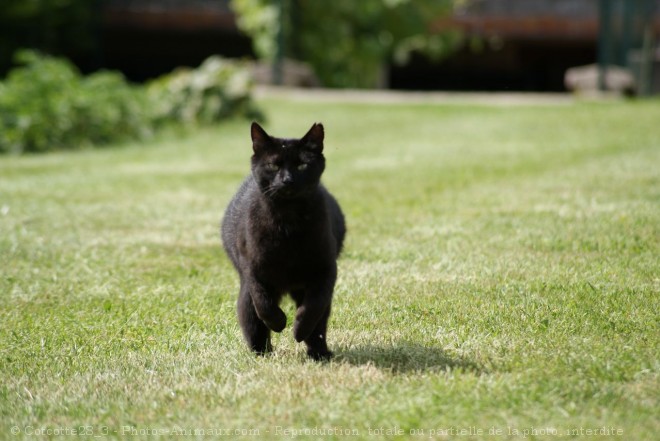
[282,172,294,185]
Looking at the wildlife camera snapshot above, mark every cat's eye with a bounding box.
[297,163,308,171]
[266,163,279,171]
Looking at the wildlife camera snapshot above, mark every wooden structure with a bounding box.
[101,0,250,80]
[392,0,660,91]
[99,0,660,91]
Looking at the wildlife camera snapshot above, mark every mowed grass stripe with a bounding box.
[1,98,658,439]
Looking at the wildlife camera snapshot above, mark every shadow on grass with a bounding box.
[336,343,483,374]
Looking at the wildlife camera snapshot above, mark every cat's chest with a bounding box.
[256,214,315,247]
[248,208,325,258]
[249,223,325,290]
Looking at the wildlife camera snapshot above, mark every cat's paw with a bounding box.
[263,309,287,333]
[293,320,312,342]
[249,338,273,355]
[307,348,333,361]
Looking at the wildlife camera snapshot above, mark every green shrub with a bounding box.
[0,51,261,154]
[147,55,262,127]
[0,50,152,153]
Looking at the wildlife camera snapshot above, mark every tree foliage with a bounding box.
[231,0,461,88]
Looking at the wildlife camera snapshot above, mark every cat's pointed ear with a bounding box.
[251,122,271,154]
[301,122,324,152]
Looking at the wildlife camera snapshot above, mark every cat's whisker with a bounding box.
[263,185,279,198]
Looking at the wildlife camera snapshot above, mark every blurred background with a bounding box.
[1,0,659,94]
[1,0,659,154]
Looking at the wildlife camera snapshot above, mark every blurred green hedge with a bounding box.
[0,51,260,154]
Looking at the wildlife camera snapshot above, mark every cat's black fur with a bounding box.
[221,122,345,360]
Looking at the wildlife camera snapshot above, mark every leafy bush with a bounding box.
[0,50,151,154]
[148,55,262,127]
[0,51,261,154]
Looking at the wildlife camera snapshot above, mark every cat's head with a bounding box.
[250,122,326,200]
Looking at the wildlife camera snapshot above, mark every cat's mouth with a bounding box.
[278,184,317,200]
[275,186,301,199]
[263,185,301,199]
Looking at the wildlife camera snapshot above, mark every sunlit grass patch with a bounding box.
[1,97,658,439]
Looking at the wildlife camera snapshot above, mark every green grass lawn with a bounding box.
[1,95,658,440]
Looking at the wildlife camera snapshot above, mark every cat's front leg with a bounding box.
[243,277,287,332]
[237,288,272,354]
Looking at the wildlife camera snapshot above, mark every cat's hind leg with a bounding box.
[304,306,333,361]
[291,290,333,361]
[237,286,272,354]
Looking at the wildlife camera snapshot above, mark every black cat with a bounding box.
[221,122,346,360]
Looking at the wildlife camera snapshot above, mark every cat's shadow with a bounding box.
[335,342,483,374]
